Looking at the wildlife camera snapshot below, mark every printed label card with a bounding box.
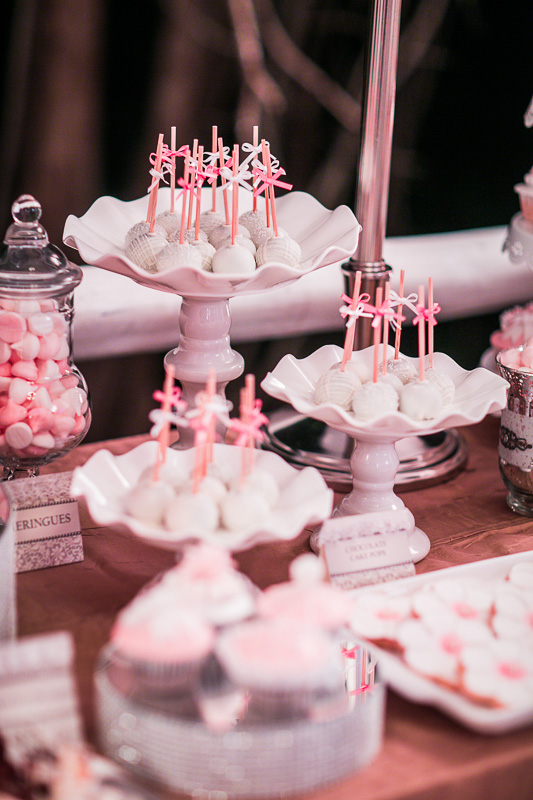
[319,508,415,590]
[5,472,83,573]
[0,631,83,768]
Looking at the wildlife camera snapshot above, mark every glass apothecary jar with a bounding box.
[0,195,91,479]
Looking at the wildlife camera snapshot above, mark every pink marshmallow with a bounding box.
[31,432,55,451]
[27,312,54,336]
[23,445,48,456]
[8,377,33,405]
[72,414,87,436]
[0,300,16,312]
[50,414,76,438]
[0,363,11,377]
[60,374,78,390]
[16,300,41,316]
[37,332,61,360]
[11,332,40,361]
[54,336,70,361]
[0,342,11,364]
[29,385,53,410]
[11,360,38,381]
[47,379,65,398]
[499,349,522,369]
[56,358,69,373]
[0,403,28,428]
[0,377,11,392]
[36,359,61,382]
[5,421,33,449]
[0,311,27,343]
[27,407,54,433]
[39,299,57,312]
[51,313,67,335]
[59,387,87,416]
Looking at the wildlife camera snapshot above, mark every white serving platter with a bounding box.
[349,550,533,734]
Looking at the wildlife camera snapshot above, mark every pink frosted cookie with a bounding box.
[460,640,533,708]
[349,590,413,648]
[491,584,533,645]
[411,578,493,626]
[396,617,492,689]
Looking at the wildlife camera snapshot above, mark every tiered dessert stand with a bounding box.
[63,186,360,444]
[262,344,508,562]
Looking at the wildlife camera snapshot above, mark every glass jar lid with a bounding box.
[0,195,82,296]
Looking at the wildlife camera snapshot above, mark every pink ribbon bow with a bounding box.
[253,167,293,198]
[229,400,268,447]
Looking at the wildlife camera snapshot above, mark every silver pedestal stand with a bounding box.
[263,0,467,490]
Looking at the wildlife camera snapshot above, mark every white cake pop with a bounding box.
[199,210,226,236]
[377,372,403,395]
[400,380,443,420]
[231,467,280,508]
[386,356,418,385]
[209,223,252,249]
[124,481,174,525]
[314,367,361,410]
[424,368,455,407]
[164,490,220,534]
[214,233,257,256]
[220,487,270,531]
[169,227,209,245]
[330,359,371,384]
[155,210,182,236]
[125,220,167,248]
[256,234,301,267]
[154,242,203,272]
[138,461,189,491]
[126,233,168,272]
[211,243,256,274]
[352,381,399,420]
[191,240,216,271]
[239,210,267,238]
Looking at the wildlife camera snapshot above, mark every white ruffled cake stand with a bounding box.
[504,213,533,271]
[70,441,334,554]
[63,188,360,443]
[261,344,508,562]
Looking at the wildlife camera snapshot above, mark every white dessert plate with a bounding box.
[63,189,360,298]
[261,344,508,441]
[70,441,334,552]
[348,551,533,734]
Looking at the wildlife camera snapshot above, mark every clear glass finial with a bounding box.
[4,194,48,246]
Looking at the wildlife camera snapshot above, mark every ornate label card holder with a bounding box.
[6,472,83,573]
[319,508,415,590]
[0,631,83,768]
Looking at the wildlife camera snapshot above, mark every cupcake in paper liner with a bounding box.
[215,618,345,720]
[256,553,353,635]
[160,543,257,627]
[515,166,533,222]
[110,585,215,693]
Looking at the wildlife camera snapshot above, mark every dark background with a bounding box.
[0,0,531,441]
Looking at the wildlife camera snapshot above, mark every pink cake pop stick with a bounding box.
[232,145,239,245]
[263,142,278,236]
[394,270,405,360]
[187,139,199,231]
[152,365,176,482]
[211,125,218,213]
[428,278,435,369]
[218,137,231,225]
[372,286,383,383]
[382,282,390,376]
[147,133,164,231]
[416,284,426,382]
[252,126,259,212]
[341,271,362,371]
[179,149,190,245]
[195,145,204,241]
[170,126,177,213]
